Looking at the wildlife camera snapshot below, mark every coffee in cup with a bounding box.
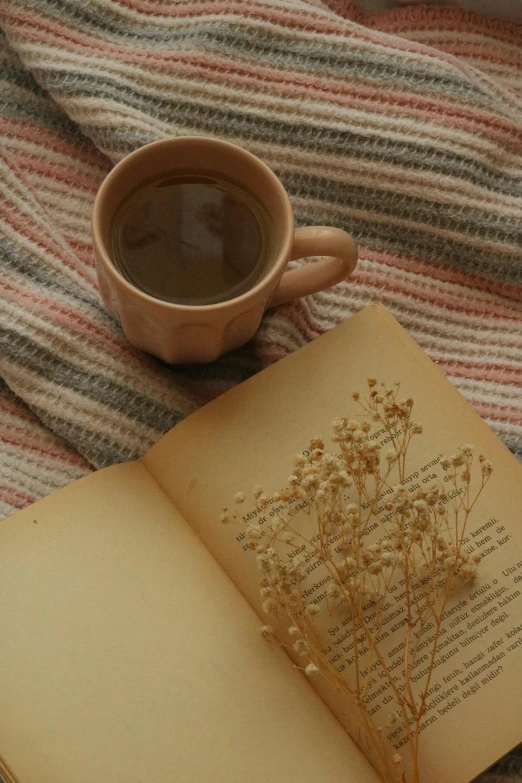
[92,137,358,364]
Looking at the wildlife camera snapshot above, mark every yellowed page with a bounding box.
[144,303,522,783]
[0,461,379,783]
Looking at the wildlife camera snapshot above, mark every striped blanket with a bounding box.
[2,0,521,514]
[1,1,521,484]
[0,2,521,777]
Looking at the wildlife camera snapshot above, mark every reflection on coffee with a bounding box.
[111,174,272,305]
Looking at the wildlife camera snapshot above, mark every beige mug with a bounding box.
[92,137,357,364]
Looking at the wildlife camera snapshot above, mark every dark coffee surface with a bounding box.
[111,174,271,305]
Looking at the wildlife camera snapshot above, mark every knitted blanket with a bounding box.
[0,1,521,776]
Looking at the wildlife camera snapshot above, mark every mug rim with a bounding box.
[91,136,294,313]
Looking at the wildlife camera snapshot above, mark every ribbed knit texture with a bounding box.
[0,379,91,518]
[0,1,521,778]
[1,0,521,487]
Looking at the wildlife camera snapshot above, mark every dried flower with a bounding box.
[227,381,491,783]
[293,639,309,656]
[481,459,493,478]
[327,584,341,599]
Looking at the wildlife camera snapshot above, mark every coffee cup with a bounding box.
[92,136,357,364]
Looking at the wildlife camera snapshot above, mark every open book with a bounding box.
[1,303,520,783]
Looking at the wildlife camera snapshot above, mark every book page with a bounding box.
[144,303,522,783]
[0,462,379,783]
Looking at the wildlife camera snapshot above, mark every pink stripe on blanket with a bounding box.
[9,150,104,195]
[366,251,522,303]
[441,361,522,385]
[0,425,91,465]
[354,268,522,321]
[0,485,37,507]
[403,41,521,70]
[1,117,110,170]
[471,401,522,425]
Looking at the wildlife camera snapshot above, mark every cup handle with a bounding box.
[267,226,358,309]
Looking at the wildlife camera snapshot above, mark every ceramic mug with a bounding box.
[92,137,357,364]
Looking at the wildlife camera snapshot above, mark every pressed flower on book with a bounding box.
[222,380,492,783]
